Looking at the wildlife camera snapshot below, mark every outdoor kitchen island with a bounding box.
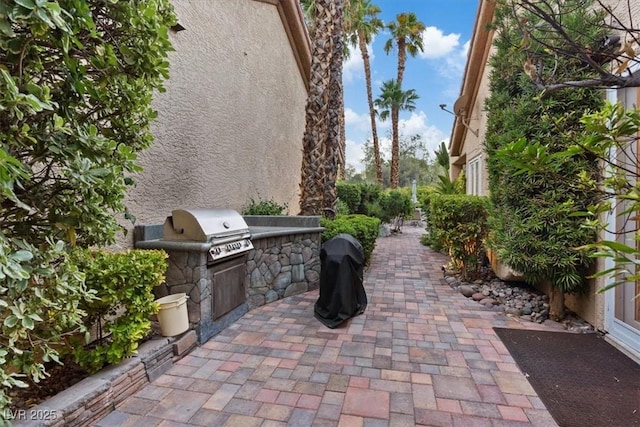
[134,211,323,343]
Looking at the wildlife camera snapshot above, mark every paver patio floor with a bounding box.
[96,226,561,426]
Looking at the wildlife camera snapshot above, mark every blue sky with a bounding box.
[343,0,479,172]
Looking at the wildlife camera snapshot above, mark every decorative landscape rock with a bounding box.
[446,267,593,330]
[458,285,475,298]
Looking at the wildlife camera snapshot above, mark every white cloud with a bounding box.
[346,111,448,172]
[432,38,472,99]
[343,42,375,84]
[462,40,471,58]
[344,108,371,132]
[345,138,365,169]
[420,26,461,59]
[399,111,448,156]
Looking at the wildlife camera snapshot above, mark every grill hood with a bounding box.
[163,209,250,242]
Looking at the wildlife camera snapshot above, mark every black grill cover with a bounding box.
[314,234,367,328]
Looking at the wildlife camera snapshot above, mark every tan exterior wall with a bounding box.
[564,277,606,330]
[606,1,640,30]
[458,44,495,196]
[449,0,495,197]
[118,0,309,247]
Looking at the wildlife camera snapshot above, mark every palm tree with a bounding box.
[323,0,345,219]
[383,12,424,189]
[374,79,419,188]
[345,0,384,185]
[299,0,336,215]
[384,12,425,87]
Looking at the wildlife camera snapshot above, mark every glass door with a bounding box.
[604,86,640,358]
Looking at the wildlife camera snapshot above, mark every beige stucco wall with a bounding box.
[461,44,495,196]
[118,0,308,247]
[606,0,640,32]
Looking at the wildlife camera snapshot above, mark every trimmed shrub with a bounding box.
[417,185,436,209]
[335,199,351,216]
[242,197,288,215]
[485,0,603,304]
[0,0,175,415]
[321,215,381,264]
[336,182,362,214]
[71,249,168,373]
[0,238,91,412]
[357,183,382,214]
[428,195,490,279]
[381,190,412,222]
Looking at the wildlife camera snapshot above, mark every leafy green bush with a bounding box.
[484,0,602,309]
[417,185,436,209]
[360,189,413,225]
[336,182,362,214]
[0,0,175,416]
[71,249,168,373]
[0,0,175,415]
[380,190,412,223]
[242,197,288,215]
[335,199,351,216]
[0,237,92,412]
[357,183,382,213]
[321,215,381,264]
[0,0,176,247]
[428,195,490,279]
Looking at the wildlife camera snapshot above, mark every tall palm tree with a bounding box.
[323,0,345,219]
[299,0,336,215]
[374,79,419,188]
[384,12,425,87]
[345,0,384,185]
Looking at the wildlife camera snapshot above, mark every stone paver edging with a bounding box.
[14,331,196,427]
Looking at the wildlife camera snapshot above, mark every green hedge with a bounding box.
[71,249,168,373]
[428,195,490,279]
[336,182,362,214]
[320,214,381,264]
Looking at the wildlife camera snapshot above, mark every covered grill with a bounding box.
[163,208,253,262]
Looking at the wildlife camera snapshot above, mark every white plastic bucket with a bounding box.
[156,293,189,337]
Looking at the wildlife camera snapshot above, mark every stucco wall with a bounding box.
[606,0,640,31]
[461,44,495,196]
[119,0,307,247]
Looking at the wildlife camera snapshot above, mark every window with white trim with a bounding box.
[466,156,483,195]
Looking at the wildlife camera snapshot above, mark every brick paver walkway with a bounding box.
[96,227,560,426]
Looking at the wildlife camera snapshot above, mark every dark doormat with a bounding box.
[494,328,640,427]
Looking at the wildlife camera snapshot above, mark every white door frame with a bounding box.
[603,86,640,361]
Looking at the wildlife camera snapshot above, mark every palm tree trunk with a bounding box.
[338,101,346,181]
[390,103,400,188]
[323,0,343,219]
[359,32,382,185]
[390,39,407,189]
[300,0,335,216]
[397,38,407,87]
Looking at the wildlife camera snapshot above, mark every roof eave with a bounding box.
[257,0,312,90]
[449,0,496,157]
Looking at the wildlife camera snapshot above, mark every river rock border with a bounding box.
[245,232,321,309]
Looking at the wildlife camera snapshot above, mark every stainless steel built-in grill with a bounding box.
[156,208,254,340]
[163,208,254,262]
